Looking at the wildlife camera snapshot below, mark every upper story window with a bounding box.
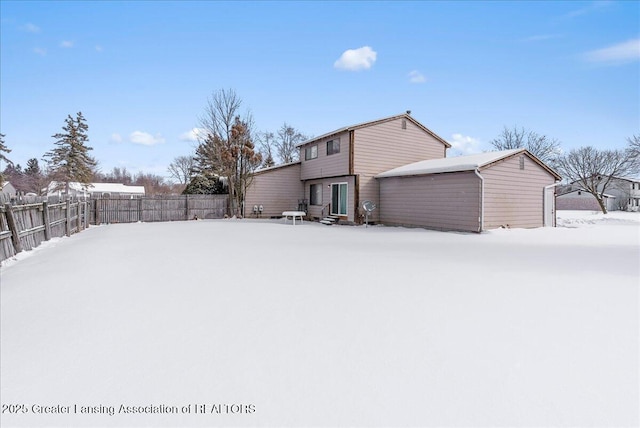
[327,139,340,155]
[305,145,318,160]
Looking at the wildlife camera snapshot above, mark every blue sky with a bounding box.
[1,1,638,180]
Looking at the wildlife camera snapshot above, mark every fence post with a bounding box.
[185,194,189,220]
[77,202,84,231]
[4,203,22,254]
[84,201,89,229]
[42,201,52,241]
[95,199,101,225]
[65,198,71,237]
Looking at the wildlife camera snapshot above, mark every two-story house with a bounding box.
[246,112,449,223]
[557,176,640,211]
[245,112,561,232]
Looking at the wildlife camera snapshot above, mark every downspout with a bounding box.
[544,181,562,227]
[474,169,484,232]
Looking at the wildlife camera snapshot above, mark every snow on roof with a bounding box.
[376,149,524,178]
[47,181,146,194]
[253,160,301,174]
[85,183,146,194]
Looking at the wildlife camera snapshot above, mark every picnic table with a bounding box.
[282,211,306,225]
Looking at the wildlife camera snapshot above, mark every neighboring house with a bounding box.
[246,113,562,232]
[1,182,17,199]
[556,189,617,212]
[45,182,146,199]
[376,149,561,232]
[558,176,640,211]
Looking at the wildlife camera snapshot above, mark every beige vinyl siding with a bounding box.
[378,172,481,232]
[300,131,350,181]
[305,176,355,222]
[556,192,615,211]
[481,154,556,229]
[354,118,448,222]
[245,163,303,218]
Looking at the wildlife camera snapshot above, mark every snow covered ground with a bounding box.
[1,211,638,427]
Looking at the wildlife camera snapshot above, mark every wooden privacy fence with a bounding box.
[0,195,228,263]
[89,195,227,224]
[0,200,89,262]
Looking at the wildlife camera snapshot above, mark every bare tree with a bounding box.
[275,123,307,164]
[196,89,261,216]
[555,146,637,213]
[233,117,262,214]
[490,126,561,165]
[627,134,640,170]
[98,167,133,184]
[167,155,194,184]
[133,172,171,195]
[257,131,276,168]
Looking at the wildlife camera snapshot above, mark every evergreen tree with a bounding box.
[182,173,226,195]
[0,133,13,187]
[24,158,47,194]
[44,112,97,196]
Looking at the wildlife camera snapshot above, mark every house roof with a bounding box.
[558,189,616,198]
[253,160,301,175]
[376,148,562,179]
[47,181,146,194]
[295,113,451,149]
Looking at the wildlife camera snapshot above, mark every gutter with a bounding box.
[474,169,484,232]
[544,181,563,227]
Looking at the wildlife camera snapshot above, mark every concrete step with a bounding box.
[320,216,338,225]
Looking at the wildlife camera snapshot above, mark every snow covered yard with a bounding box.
[1,212,638,427]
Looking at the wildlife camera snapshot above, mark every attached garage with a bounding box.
[376,149,561,232]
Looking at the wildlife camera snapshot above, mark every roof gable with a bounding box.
[296,113,451,148]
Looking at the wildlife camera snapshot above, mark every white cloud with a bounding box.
[584,38,640,65]
[110,133,123,144]
[448,134,482,156]
[179,128,205,142]
[129,131,165,146]
[60,40,74,48]
[33,47,46,56]
[408,70,426,83]
[22,23,41,33]
[334,46,377,71]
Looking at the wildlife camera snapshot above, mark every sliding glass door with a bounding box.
[331,183,348,216]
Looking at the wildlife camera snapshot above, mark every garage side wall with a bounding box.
[245,163,303,218]
[481,155,556,229]
[378,172,481,232]
[355,118,448,222]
